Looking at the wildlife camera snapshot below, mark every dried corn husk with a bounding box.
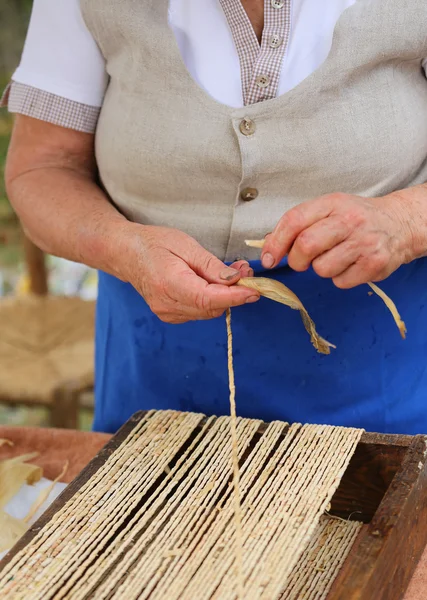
[0,453,42,509]
[368,282,406,339]
[245,239,407,339]
[0,439,14,448]
[0,453,42,554]
[24,461,68,524]
[0,511,28,553]
[237,277,334,354]
[244,239,265,249]
[0,452,68,555]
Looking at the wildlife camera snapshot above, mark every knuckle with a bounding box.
[208,309,225,320]
[284,206,304,231]
[328,192,349,204]
[351,209,368,228]
[157,312,173,324]
[370,251,389,272]
[231,260,248,269]
[333,276,352,290]
[340,205,364,228]
[313,260,332,278]
[296,231,316,256]
[194,289,211,313]
[201,253,219,275]
[148,300,161,315]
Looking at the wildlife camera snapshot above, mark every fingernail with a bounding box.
[245,295,259,304]
[262,252,275,269]
[248,268,254,277]
[220,267,239,281]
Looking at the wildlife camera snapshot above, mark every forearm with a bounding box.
[5,115,143,281]
[6,166,137,281]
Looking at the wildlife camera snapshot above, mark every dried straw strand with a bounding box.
[245,238,407,339]
[226,308,244,600]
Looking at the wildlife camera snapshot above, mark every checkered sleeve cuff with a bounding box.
[0,81,100,133]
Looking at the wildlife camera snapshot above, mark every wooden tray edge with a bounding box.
[328,434,427,600]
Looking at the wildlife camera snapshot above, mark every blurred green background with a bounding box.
[0,0,33,272]
[0,1,96,429]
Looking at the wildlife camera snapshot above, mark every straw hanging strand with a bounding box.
[226,308,244,599]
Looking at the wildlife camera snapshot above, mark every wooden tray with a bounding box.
[328,431,427,600]
[1,412,427,600]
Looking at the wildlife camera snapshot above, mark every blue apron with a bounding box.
[94,258,427,435]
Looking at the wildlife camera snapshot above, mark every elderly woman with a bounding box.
[2,0,427,434]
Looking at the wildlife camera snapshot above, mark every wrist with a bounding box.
[377,186,427,262]
[78,215,149,281]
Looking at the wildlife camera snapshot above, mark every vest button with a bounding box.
[240,188,259,201]
[239,118,256,136]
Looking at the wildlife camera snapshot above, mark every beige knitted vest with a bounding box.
[81,0,427,261]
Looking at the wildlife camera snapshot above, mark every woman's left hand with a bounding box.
[261,192,418,289]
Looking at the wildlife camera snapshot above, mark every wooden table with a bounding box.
[0,425,426,599]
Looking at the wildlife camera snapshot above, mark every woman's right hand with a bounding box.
[119,224,260,324]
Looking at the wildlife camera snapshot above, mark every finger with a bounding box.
[262,195,337,268]
[312,240,360,279]
[288,216,351,272]
[184,243,242,285]
[196,309,226,321]
[332,254,392,289]
[159,307,226,324]
[230,260,254,278]
[171,272,260,316]
[332,263,376,289]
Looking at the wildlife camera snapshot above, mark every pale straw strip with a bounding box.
[79,418,253,599]
[285,516,362,600]
[258,429,362,599]
[177,424,306,599]
[0,414,363,600]
[29,412,203,600]
[120,422,291,600]
[45,414,204,600]
[146,421,291,600]
[184,425,362,599]
[69,416,220,600]
[226,308,244,599]
[0,410,157,589]
[106,418,261,600]
[154,424,301,600]
[196,425,338,598]
[2,412,191,596]
[0,411,204,597]
[249,428,360,599]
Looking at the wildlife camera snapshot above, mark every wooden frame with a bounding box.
[1,413,427,600]
[22,235,48,296]
[0,380,93,430]
[328,432,427,600]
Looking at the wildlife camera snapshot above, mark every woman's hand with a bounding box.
[6,116,258,324]
[261,192,421,289]
[120,225,260,323]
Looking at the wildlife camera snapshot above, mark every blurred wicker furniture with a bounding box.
[0,236,95,428]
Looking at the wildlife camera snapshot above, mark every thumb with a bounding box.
[187,245,241,285]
